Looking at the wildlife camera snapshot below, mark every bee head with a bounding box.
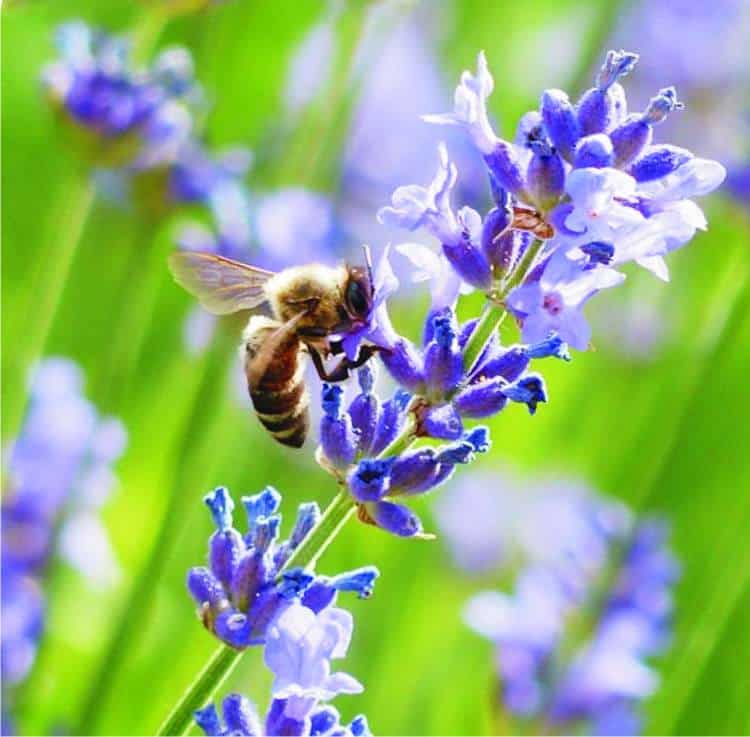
[343,265,373,321]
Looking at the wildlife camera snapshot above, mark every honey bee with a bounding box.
[168,250,379,448]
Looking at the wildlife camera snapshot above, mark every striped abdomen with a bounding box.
[243,316,309,448]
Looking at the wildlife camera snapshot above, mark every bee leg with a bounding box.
[309,347,352,383]
[309,345,382,383]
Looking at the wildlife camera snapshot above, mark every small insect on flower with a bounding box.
[169,248,396,447]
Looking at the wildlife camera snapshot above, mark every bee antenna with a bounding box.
[362,244,374,287]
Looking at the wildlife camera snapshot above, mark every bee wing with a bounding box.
[168,251,275,315]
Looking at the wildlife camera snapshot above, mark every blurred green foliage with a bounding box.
[2,0,749,735]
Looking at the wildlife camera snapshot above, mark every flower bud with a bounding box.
[527,143,566,212]
[577,50,638,135]
[540,88,580,162]
[484,140,529,201]
[442,237,493,290]
[367,500,423,537]
[501,374,548,414]
[453,377,508,418]
[380,339,425,393]
[348,459,393,502]
[481,205,515,273]
[222,694,262,736]
[423,314,464,397]
[371,390,411,455]
[420,403,464,440]
[348,366,380,454]
[320,384,357,468]
[574,134,614,169]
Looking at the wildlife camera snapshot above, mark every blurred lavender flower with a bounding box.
[187,487,378,649]
[42,21,198,168]
[196,602,369,736]
[449,473,679,734]
[606,0,750,204]
[380,50,725,350]
[1,358,126,704]
[435,473,630,575]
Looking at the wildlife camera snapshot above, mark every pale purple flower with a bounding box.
[264,602,363,718]
[423,51,498,155]
[507,252,624,350]
[377,143,463,246]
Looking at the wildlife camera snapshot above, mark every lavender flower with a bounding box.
[42,22,197,167]
[2,358,126,708]
[315,365,491,537]
[187,487,378,649]
[196,602,369,736]
[605,0,749,203]
[380,50,724,351]
[379,306,567,437]
[460,483,679,735]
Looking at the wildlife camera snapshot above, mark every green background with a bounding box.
[2,0,749,734]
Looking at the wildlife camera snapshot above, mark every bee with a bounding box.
[168,250,379,448]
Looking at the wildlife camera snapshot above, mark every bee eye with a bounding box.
[346,279,370,318]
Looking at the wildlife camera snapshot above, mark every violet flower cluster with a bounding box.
[437,473,679,735]
[380,49,725,349]
[187,486,378,649]
[305,49,726,540]
[607,0,750,207]
[1,359,126,717]
[317,364,490,538]
[42,20,198,169]
[196,602,369,736]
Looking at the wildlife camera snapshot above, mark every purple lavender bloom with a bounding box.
[196,602,369,736]
[461,482,679,735]
[187,487,378,649]
[377,49,726,352]
[605,0,749,204]
[507,251,624,350]
[1,358,126,713]
[315,364,491,538]
[42,21,197,166]
[378,305,567,436]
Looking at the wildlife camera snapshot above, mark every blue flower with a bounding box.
[462,487,679,734]
[379,306,567,436]
[2,358,126,713]
[187,487,379,649]
[42,22,198,166]
[195,603,369,736]
[376,48,726,352]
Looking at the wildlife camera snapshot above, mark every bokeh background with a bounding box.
[2,0,749,734]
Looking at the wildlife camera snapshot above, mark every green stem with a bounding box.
[157,645,242,737]
[463,238,545,373]
[280,489,357,572]
[462,302,508,374]
[96,221,170,410]
[2,171,95,444]
[75,338,233,734]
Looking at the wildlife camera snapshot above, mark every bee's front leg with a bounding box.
[309,344,383,383]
